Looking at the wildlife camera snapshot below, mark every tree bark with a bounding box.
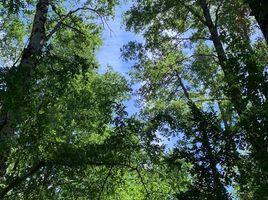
[247,0,268,45]
[0,0,51,133]
[19,0,51,82]
[0,0,51,181]
[198,0,245,115]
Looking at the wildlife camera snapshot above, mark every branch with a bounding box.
[163,35,212,42]
[0,157,146,199]
[0,161,44,199]
[46,6,105,41]
[51,158,151,198]
[194,98,229,102]
[214,0,224,27]
[176,73,191,101]
[180,1,207,25]
[134,167,150,199]
[61,22,86,36]
[97,166,113,200]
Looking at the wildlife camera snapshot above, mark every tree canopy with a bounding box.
[0,0,268,199]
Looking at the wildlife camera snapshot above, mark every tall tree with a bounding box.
[246,0,268,44]
[0,0,188,199]
[123,0,268,198]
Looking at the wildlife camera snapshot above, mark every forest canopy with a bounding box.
[0,0,268,199]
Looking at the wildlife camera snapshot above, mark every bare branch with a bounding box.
[46,6,107,41]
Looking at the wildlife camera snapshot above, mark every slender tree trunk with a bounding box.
[198,0,268,191]
[0,0,51,179]
[177,74,229,199]
[247,0,268,45]
[198,0,246,116]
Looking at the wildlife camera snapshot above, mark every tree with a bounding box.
[0,0,187,199]
[123,0,268,198]
[246,0,268,44]
[1,0,268,199]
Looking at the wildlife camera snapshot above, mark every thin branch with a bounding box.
[0,161,44,199]
[180,1,207,25]
[214,0,224,27]
[194,98,229,102]
[10,38,30,68]
[134,167,150,199]
[163,35,212,42]
[50,2,62,17]
[0,158,146,199]
[174,53,218,64]
[61,22,86,36]
[51,5,88,36]
[97,166,113,200]
[46,6,105,41]
[176,73,191,101]
[50,159,133,169]
[51,159,151,198]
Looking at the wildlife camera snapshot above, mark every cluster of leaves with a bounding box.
[123,0,268,199]
[0,0,192,199]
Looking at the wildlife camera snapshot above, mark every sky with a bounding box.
[96,3,141,115]
[96,3,178,149]
[96,3,141,75]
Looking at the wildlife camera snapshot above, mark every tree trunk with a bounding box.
[198,0,268,191]
[177,74,229,199]
[0,0,50,134]
[247,0,268,44]
[0,0,51,180]
[198,0,246,115]
[18,0,51,85]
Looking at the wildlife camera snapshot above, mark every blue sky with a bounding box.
[96,3,142,115]
[97,3,142,75]
[96,2,178,149]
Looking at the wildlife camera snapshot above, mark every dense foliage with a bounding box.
[123,0,268,199]
[0,0,186,199]
[0,0,267,199]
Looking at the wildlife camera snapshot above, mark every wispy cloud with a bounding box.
[96,4,142,75]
